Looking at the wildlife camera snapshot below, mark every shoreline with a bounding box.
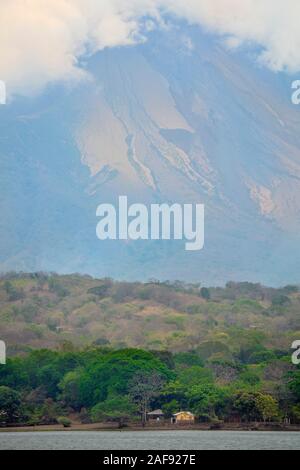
[1,423,300,433]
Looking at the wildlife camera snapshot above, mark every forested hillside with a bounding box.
[0,273,300,427]
[0,273,299,356]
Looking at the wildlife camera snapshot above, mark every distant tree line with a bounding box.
[0,347,299,427]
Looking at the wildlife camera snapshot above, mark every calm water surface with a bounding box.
[0,431,300,450]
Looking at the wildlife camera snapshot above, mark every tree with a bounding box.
[271,294,290,307]
[283,285,299,294]
[177,366,213,387]
[186,383,228,422]
[87,283,111,298]
[200,287,210,300]
[160,380,187,411]
[162,399,180,418]
[57,416,72,428]
[67,349,171,408]
[59,369,83,410]
[248,350,276,364]
[291,404,300,423]
[233,391,260,422]
[0,386,23,424]
[112,283,133,302]
[90,396,137,427]
[4,281,25,302]
[129,372,164,426]
[255,394,279,422]
[233,391,279,422]
[174,352,203,368]
[39,398,60,425]
[288,370,300,400]
[48,277,69,298]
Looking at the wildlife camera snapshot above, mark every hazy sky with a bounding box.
[0,0,299,96]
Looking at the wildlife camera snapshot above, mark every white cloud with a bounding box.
[165,0,300,72]
[0,0,299,96]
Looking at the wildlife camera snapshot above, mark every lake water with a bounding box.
[0,430,300,450]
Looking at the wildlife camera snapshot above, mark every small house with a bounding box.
[147,409,164,421]
[172,411,195,424]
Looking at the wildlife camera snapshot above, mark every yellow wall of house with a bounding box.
[176,413,194,421]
